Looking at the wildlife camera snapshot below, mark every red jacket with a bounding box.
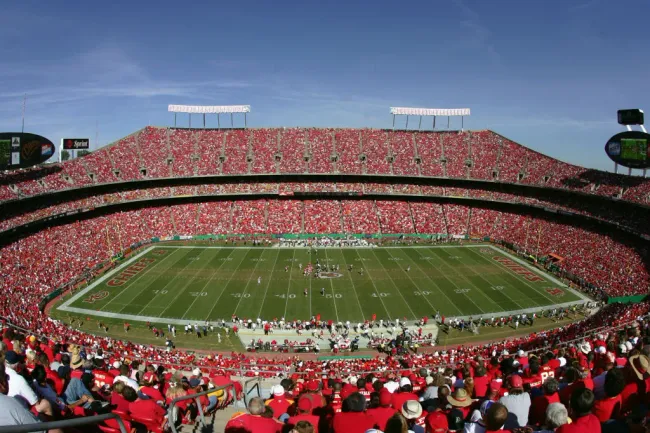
[129,399,165,424]
[593,395,622,422]
[366,406,397,431]
[225,413,283,433]
[332,411,376,433]
[288,414,320,433]
[529,393,560,426]
[556,414,602,433]
[264,396,294,419]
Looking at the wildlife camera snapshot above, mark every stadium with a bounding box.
[1,2,650,432]
[1,108,650,430]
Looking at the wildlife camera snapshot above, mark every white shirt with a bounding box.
[113,375,139,390]
[6,367,39,407]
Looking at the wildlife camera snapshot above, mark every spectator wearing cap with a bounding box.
[448,388,473,419]
[301,380,326,411]
[484,403,510,433]
[367,388,397,431]
[498,375,530,429]
[265,384,294,419]
[529,378,560,426]
[226,396,283,433]
[288,397,320,433]
[5,350,54,416]
[333,392,375,433]
[0,363,63,433]
[556,388,600,433]
[402,400,426,433]
[426,409,449,433]
[139,371,164,403]
[538,403,569,433]
[592,368,624,422]
[188,377,211,414]
[392,377,419,413]
[122,386,166,428]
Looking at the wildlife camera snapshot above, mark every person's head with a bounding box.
[438,385,450,404]
[565,367,578,384]
[0,363,8,395]
[507,375,523,395]
[297,397,312,414]
[543,377,559,396]
[545,403,569,430]
[344,392,366,412]
[247,397,266,415]
[485,402,509,431]
[379,389,392,407]
[31,364,47,385]
[333,381,343,392]
[119,364,129,377]
[475,365,486,378]
[356,378,366,389]
[570,388,595,418]
[4,351,24,372]
[603,368,626,398]
[122,385,138,403]
[384,413,408,433]
[113,381,125,395]
[292,420,314,433]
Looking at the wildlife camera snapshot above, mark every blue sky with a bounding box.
[1,0,648,171]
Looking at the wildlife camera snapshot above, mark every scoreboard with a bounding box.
[605,130,650,169]
[0,132,55,170]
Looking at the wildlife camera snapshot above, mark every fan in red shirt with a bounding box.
[556,388,601,433]
[332,392,376,433]
[288,398,320,433]
[473,365,490,398]
[529,377,560,426]
[521,359,543,391]
[367,389,397,431]
[122,386,166,428]
[139,371,164,403]
[592,368,625,422]
[265,384,294,419]
[392,377,419,412]
[225,397,283,433]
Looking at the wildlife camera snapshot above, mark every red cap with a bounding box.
[340,387,353,400]
[490,380,502,392]
[306,380,320,391]
[508,375,523,388]
[143,371,156,383]
[427,411,449,433]
[297,398,312,412]
[379,389,392,406]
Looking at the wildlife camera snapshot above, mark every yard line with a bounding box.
[351,250,392,320]
[257,249,281,318]
[472,247,560,305]
[454,249,527,310]
[411,248,486,314]
[102,248,184,311]
[397,248,464,316]
[182,249,236,319]
[153,248,219,317]
[427,248,500,313]
[233,250,269,316]
[369,248,418,320]
[204,250,251,322]
[323,249,346,321]
[329,250,366,322]
[283,249,297,319]
[384,248,437,312]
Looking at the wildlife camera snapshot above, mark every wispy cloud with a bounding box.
[568,0,602,12]
[452,0,500,63]
[486,115,612,129]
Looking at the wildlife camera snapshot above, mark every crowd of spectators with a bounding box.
[1,198,647,296]
[1,300,649,433]
[280,129,307,174]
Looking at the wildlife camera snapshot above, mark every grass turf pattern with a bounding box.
[59,244,585,324]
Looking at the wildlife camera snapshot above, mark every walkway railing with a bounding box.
[166,383,235,433]
[0,413,127,433]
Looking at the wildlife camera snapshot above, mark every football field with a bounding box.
[58,244,587,324]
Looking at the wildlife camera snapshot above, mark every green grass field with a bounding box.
[57,244,587,325]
